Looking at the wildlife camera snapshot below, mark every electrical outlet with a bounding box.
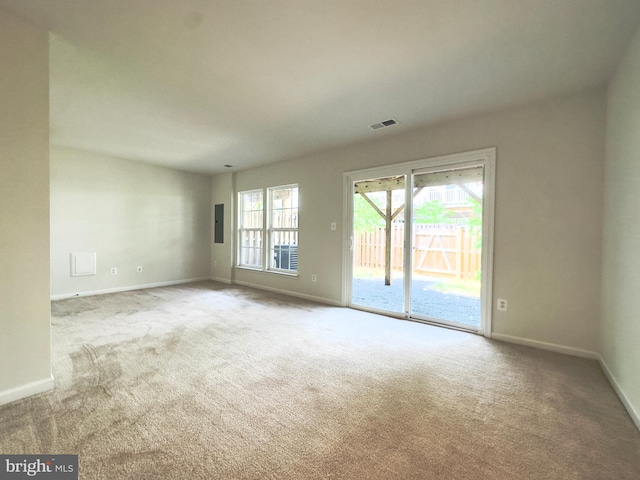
[311,274,317,283]
[110,267,117,275]
[330,222,337,231]
[136,266,143,273]
[497,298,508,312]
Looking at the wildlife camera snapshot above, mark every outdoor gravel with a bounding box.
[352,277,481,328]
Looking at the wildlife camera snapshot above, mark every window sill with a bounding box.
[235,266,299,278]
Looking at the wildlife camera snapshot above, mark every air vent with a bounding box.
[369,118,399,130]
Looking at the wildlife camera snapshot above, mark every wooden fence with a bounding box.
[354,224,480,280]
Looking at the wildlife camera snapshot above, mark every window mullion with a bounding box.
[238,185,298,273]
[264,187,269,271]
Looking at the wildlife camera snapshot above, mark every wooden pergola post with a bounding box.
[355,178,407,287]
[353,167,483,287]
[385,189,392,285]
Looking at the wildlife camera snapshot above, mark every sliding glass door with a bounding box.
[409,166,484,329]
[350,175,406,315]
[346,149,494,334]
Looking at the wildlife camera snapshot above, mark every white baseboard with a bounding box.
[491,332,599,359]
[0,375,55,406]
[597,355,640,432]
[50,278,639,433]
[50,277,211,300]
[210,276,232,284]
[233,280,342,307]
[493,333,639,432]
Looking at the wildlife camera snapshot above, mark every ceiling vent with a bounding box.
[369,118,399,130]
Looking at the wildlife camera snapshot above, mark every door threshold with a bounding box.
[349,305,481,335]
[406,316,481,335]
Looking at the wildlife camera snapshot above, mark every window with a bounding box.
[269,185,298,272]
[238,184,299,274]
[238,190,264,268]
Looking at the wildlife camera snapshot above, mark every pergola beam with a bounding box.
[414,168,483,189]
[353,167,482,288]
[354,176,404,194]
[359,192,386,219]
[458,183,482,204]
[353,168,483,194]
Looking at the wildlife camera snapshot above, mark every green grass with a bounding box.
[429,279,481,298]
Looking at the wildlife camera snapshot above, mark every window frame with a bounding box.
[237,189,264,270]
[267,184,299,274]
[237,184,299,275]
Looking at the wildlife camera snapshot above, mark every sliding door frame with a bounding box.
[343,147,496,337]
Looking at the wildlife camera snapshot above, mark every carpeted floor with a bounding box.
[1,281,639,479]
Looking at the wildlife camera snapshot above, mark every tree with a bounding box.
[353,193,386,232]
[413,199,454,225]
[466,197,483,249]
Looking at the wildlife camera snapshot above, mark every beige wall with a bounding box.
[214,89,605,353]
[0,11,51,402]
[602,24,640,425]
[50,146,212,297]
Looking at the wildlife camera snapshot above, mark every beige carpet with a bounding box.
[1,281,639,479]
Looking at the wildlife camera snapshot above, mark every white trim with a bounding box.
[343,147,496,335]
[343,147,498,178]
[403,171,413,317]
[487,333,639,432]
[491,332,599,359]
[210,276,232,284]
[0,375,55,406]
[235,265,298,278]
[229,172,237,284]
[237,184,299,274]
[50,277,211,300]
[598,355,640,431]
[234,280,342,307]
[341,171,353,307]
[237,188,265,270]
[480,151,496,338]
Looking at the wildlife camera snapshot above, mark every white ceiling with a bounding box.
[2,1,640,174]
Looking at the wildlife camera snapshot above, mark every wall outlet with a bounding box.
[330,222,337,231]
[311,274,317,283]
[497,298,508,311]
[110,267,117,275]
[136,266,143,273]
